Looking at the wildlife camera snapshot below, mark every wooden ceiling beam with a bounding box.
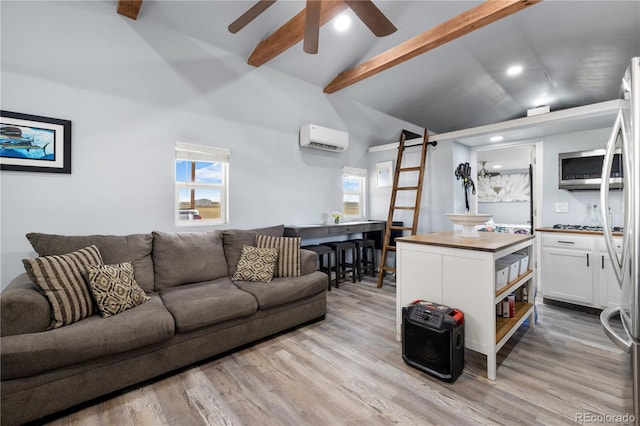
[324,0,541,94]
[117,0,143,20]
[248,0,349,67]
[228,0,277,34]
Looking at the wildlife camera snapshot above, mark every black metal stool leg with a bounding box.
[350,245,357,283]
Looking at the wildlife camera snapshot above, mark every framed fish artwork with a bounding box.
[0,110,71,174]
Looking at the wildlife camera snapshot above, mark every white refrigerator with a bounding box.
[600,56,639,425]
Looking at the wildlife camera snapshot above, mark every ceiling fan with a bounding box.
[228,0,397,54]
[479,161,500,178]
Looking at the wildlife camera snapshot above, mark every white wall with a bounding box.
[479,201,530,224]
[0,1,420,288]
[451,142,473,215]
[540,127,623,227]
[367,139,471,236]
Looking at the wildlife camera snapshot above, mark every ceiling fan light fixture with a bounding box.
[479,161,501,178]
[334,13,351,32]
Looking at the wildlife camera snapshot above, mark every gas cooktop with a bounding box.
[552,224,624,232]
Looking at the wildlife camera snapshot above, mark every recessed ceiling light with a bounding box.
[334,14,351,32]
[489,135,504,142]
[533,94,552,106]
[506,64,523,77]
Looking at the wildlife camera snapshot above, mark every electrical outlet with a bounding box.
[555,202,569,213]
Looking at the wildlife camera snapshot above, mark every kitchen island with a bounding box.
[396,231,535,380]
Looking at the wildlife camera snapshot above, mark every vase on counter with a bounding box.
[331,211,342,224]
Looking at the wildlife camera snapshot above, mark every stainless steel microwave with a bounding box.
[558,148,623,190]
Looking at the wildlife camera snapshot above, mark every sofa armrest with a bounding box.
[300,249,318,275]
[1,273,50,336]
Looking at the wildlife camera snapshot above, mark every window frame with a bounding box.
[175,142,230,226]
[342,166,367,220]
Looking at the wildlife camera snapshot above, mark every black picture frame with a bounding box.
[0,110,71,174]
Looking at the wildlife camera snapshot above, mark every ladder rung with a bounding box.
[379,129,429,289]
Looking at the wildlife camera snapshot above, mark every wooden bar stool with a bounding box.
[349,239,376,281]
[321,241,357,288]
[301,245,332,291]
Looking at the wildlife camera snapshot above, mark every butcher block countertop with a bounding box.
[536,227,623,237]
[396,231,534,252]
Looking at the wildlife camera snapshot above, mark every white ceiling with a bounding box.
[136,1,639,135]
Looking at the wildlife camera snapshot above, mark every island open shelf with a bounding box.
[496,301,534,345]
[496,269,533,300]
[396,231,535,380]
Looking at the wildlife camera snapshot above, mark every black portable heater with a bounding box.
[402,300,465,383]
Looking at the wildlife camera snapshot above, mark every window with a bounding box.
[343,167,367,219]
[175,142,229,225]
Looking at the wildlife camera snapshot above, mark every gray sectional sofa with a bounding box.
[0,225,327,426]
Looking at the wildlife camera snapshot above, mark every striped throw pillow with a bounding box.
[23,245,103,328]
[256,235,301,277]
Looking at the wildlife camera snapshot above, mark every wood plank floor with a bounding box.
[46,277,633,426]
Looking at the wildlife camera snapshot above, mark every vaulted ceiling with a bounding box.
[117,1,640,134]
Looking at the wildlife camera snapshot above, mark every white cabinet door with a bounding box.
[541,248,593,305]
[598,252,622,308]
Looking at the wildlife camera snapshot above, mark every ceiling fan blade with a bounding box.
[228,0,277,34]
[344,0,396,37]
[479,170,500,178]
[303,0,321,54]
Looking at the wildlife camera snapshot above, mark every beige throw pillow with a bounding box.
[23,245,103,328]
[86,262,151,318]
[256,235,302,277]
[231,245,278,282]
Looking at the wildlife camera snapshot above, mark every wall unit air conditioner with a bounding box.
[299,124,348,152]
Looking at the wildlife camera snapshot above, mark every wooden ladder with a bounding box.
[377,129,431,288]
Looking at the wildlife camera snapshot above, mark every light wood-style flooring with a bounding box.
[46,277,633,425]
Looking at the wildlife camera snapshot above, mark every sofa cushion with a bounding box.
[222,225,284,276]
[231,245,278,283]
[152,231,227,289]
[256,235,302,277]
[86,262,151,318]
[158,277,258,333]
[0,293,174,380]
[233,271,327,309]
[26,232,155,292]
[22,245,103,329]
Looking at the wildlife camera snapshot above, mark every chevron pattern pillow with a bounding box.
[231,245,278,282]
[86,262,151,318]
[256,235,301,277]
[23,245,103,328]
